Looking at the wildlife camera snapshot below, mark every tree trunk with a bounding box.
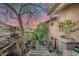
[3,4,26,55]
[17,15,26,55]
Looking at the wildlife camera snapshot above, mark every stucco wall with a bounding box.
[49,4,79,41]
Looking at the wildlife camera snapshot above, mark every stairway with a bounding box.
[25,47,50,56]
[25,41,58,56]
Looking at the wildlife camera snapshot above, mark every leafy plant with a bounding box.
[58,20,76,36]
[32,23,49,46]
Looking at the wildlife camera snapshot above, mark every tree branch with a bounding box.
[3,3,19,16]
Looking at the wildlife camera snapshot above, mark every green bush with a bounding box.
[32,23,49,46]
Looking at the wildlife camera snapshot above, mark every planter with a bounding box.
[74,47,79,53]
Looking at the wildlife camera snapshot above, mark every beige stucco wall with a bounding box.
[49,4,79,41]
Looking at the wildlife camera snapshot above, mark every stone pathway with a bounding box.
[24,40,58,56]
[25,47,58,56]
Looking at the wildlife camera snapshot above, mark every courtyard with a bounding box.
[0,3,79,56]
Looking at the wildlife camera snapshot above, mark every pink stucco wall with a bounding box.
[49,4,79,41]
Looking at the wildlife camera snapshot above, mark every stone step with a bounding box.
[31,47,48,51]
[26,48,50,56]
[28,54,49,56]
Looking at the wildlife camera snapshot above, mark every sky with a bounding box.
[0,3,49,27]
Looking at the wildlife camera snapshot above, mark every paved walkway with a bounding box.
[25,47,58,56]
